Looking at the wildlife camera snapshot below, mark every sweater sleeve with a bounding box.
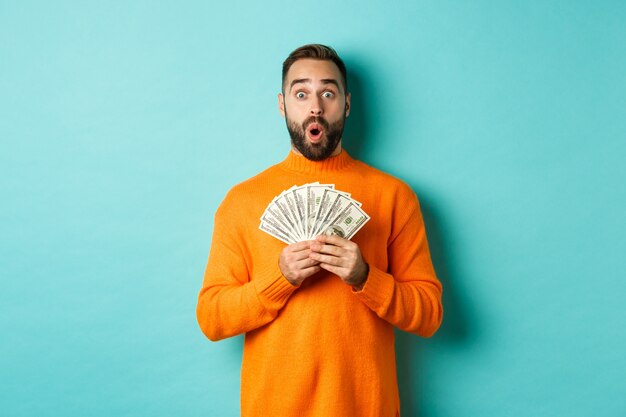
[196,193,298,341]
[353,188,443,337]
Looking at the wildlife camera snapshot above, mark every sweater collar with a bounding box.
[279,149,356,175]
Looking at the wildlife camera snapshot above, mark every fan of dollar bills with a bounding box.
[259,182,370,244]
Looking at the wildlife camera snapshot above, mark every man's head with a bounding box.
[281,44,348,94]
[279,44,351,161]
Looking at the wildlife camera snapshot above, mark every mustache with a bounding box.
[303,116,330,130]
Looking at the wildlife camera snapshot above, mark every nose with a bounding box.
[310,96,323,116]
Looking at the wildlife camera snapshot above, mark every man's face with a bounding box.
[279,59,351,161]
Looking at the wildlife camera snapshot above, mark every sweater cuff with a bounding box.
[252,261,298,311]
[353,265,395,315]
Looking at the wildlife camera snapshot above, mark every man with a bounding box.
[197,44,443,417]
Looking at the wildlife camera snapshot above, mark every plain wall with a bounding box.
[1,1,624,416]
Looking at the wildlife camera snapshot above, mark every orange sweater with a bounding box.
[197,150,443,417]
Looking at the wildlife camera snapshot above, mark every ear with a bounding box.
[278,93,285,117]
[344,92,351,118]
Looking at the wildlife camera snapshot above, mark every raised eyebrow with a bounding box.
[289,78,341,92]
[290,78,311,91]
[320,79,340,90]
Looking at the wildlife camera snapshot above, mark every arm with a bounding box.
[310,191,443,337]
[196,196,298,341]
[355,193,443,337]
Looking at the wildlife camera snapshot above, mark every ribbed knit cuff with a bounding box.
[252,261,298,312]
[352,265,395,316]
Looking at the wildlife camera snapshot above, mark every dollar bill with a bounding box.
[273,189,303,241]
[320,201,370,240]
[289,187,307,240]
[305,183,334,238]
[259,221,294,244]
[259,182,369,243]
[311,192,353,237]
[260,207,298,243]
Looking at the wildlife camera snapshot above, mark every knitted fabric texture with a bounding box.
[197,150,443,417]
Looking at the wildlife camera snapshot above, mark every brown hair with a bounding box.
[282,44,348,93]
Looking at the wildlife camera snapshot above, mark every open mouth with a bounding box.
[307,123,324,142]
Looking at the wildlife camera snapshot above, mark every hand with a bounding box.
[279,240,321,286]
[309,235,369,290]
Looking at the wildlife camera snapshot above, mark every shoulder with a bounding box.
[215,163,282,217]
[350,159,422,233]
[223,165,276,198]
[353,159,418,201]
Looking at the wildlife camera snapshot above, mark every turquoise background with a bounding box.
[1,1,625,416]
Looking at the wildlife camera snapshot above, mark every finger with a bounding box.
[287,240,317,252]
[310,242,345,256]
[292,256,321,270]
[309,252,345,267]
[315,234,352,248]
[300,265,321,278]
[302,264,322,276]
[318,262,346,277]
[284,249,314,262]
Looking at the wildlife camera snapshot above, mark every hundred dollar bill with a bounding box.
[309,188,336,239]
[259,221,294,245]
[259,182,369,243]
[261,196,297,241]
[290,186,308,240]
[282,186,305,240]
[262,185,311,242]
[311,192,353,237]
[273,188,303,241]
[310,188,358,237]
[260,207,299,243]
[305,183,334,239]
[320,201,370,240]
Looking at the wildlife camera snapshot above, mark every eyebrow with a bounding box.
[290,78,341,91]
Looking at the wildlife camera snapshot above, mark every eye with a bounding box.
[322,91,335,98]
[295,91,306,99]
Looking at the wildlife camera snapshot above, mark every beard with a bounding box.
[286,113,345,161]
